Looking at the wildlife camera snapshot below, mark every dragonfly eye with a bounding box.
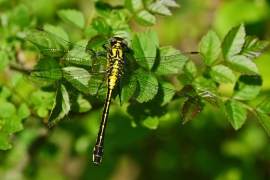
[121,40,128,48]
[108,38,117,46]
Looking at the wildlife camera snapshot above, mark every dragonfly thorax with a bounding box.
[105,36,126,90]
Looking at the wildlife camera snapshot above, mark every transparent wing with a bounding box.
[114,51,204,105]
[23,66,107,95]
[25,27,105,67]
[124,51,204,75]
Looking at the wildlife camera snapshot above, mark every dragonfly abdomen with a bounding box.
[93,88,113,166]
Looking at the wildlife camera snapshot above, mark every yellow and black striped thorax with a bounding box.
[106,35,128,89]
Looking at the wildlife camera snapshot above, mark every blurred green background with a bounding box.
[1,0,270,180]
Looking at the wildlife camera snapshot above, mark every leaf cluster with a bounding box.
[0,0,269,152]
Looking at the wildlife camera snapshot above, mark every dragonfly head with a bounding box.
[109,35,128,48]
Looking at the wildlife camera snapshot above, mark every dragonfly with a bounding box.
[24,27,208,166]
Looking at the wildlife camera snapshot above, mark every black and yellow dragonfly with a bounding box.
[24,28,215,166]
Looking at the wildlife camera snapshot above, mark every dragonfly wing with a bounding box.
[62,66,107,95]
[25,27,72,57]
[25,27,97,66]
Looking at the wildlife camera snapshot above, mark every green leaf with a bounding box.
[116,74,137,105]
[11,73,23,88]
[84,24,98,38]
[2,115,23,134]
[11,4,30,25]
[143,30,159,46]
[57,9,85,29]
[48,83,70,127]
[255,111,270,136]
[134,10,156,26]
[225,100,247,130]
[148,2,172,16]
[24,58,62,87]
[71,98,92,113]
[25,27,69,57]
[226,55,259,75]
[161,0,179,7]
[91,17,110,36]
[94,1,112,17]
[199,30,221,66]
[125,0,142,12]
[37,107,49,118]
[30,90,55,109]
[155,47,188,75]
[18,103,30,119]
[232,75,262,100]
[198,91,219,109]
[0,86,11,100]
[155,81,175,106]
[0,51,8,72]
[62,67,92,94]
[210,65,235,83]
[183,60,197,79]
[195,76,218,89]
[143,116,159,129]
[132,31,158,69]
[180,85,197,97]
[196,86,221,99]
[182,98,201,124]
[43,25,69,41]
[0,131,12,150]
[88,74,106,95]
[240,36,269,60]
[222,23,246,58]
[0,99,16,119]
[134,72,158,103]
[256,96,270,114]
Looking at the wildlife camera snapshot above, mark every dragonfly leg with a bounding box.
[102,44,110,51]
[96,52,107,56]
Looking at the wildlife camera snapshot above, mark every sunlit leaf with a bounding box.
[0,99,16,119]
[11,4,30,25]
[134,72,158,103]
[18,103,31,119]
[57,9,85,29]
[225,100,247,130]
[134,10,156,26]
[210,65,235,83]
[0,51,8,72]
[48,83,70,127]
[256,96,270,114]
[155,47,188,75]
[132,31,157,69]
[222,23,245,58]
[226,55,259,75]
[143,116,159,129]
[148,2,172,16]
[91,17,110,36]
[255,110,270,137]
[71,98,92,113]
[240,36,269,60]
[125,0,142,12]
[2,115,23,134]
[0,131,12,150]
[199,30,221,66]
[198,91,219,109]
[232,75,262,100]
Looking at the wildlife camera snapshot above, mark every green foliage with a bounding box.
[1,0,270,179]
